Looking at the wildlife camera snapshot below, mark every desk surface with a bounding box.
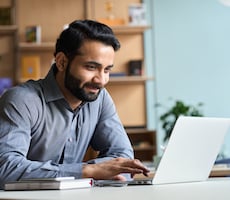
[0,178,230,200]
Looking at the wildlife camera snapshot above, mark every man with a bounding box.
[0,20,149,189]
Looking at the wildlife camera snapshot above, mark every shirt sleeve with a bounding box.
[88,89,134,164]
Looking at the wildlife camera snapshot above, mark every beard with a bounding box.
[64,63,102,102]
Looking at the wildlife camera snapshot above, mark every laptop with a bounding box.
[94,116,230,186]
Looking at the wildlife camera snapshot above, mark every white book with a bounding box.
[4,177,93,191]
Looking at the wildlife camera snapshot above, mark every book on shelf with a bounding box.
[109,72,127,77]
[0,78,12,96]
[21,55,40,80]
[25,25,41,43]
[0,7,11,25]
[4,177,93,191]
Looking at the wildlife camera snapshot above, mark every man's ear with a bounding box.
[55,52,67,71]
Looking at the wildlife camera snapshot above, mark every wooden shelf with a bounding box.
[18,25,150,50]
[18,76,153,85]
[108,76,153,84]
[0,25,17,35]
[111,25,151,34]
[18,42,55,51]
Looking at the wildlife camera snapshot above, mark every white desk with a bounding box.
[0,178,230,200]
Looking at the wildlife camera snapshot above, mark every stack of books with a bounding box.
[4,177,93,191]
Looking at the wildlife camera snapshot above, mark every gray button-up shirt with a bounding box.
[0,65,133,188]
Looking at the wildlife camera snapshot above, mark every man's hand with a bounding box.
[82,157,150,180]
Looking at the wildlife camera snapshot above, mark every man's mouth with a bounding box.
[85,84,101,93]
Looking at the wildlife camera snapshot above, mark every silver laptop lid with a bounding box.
[153,116,230,184]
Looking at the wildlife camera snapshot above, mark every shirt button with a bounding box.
[68,137,73,142]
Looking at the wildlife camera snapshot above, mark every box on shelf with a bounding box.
[128,60,142,76]
[128,3,147,25]
[25,25,41,43]
[21,56,40,80]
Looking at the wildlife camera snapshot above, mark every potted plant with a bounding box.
[159,100,204,142]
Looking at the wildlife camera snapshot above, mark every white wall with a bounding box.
[147,0,230,157]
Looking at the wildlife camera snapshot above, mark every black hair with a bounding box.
[54,19,120,62]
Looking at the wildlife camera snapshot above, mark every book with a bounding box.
[0,7,11,25]
[25,25,41,43]
[0,78,12,96]
[21,55,40,80]
[4,177,93,191]
[109,72,126,77]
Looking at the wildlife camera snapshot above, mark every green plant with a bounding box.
[159,100,203,142]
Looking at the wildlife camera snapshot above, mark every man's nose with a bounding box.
[93,71,107,85]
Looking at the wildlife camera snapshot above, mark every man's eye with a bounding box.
[86,65,96,70]
[105,67,112,73]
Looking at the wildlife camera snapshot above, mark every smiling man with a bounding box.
[0,20,149,189]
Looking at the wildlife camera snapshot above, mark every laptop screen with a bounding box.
[153,116,230,184]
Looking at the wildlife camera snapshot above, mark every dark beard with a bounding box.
[64,63,102,102]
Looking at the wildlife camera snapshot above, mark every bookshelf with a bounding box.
[0,0,17,83]
[14,0,156,161]
[18,42,54,51]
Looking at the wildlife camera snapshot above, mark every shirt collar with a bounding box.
[41,64,64,103]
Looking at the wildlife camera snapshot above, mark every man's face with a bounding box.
[64,41,115,102]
